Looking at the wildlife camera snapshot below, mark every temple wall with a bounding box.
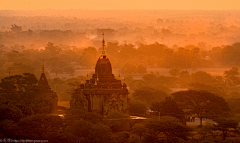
[91,94,102,113]
[122,94,128,112]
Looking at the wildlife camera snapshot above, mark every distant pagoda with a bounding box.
[38,62,58,112]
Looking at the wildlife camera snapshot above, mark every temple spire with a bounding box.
[102,32,106,55]
[38,60,50,88]
[42,60,45,73]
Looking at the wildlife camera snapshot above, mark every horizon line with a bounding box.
[1,8,240,11]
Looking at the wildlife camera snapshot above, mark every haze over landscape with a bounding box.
[1,0,240,143]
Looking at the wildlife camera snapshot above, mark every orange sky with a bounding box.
[0,0,239,10]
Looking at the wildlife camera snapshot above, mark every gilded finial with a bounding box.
[102,32,106,55]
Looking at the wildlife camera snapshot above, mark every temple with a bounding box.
[38,62,58,112]
[70,33,129,115]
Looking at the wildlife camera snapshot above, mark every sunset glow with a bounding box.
[1,0,240,10]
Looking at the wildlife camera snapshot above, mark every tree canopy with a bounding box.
[0,73,57,114]
[224,66,240,86]
[133,87,168,105]
[172,90,230,126]
[144,117,192,142]
[151,96,184,119]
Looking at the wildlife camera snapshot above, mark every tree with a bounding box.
[47,131,77,143]
[0,99,33,118]
[142,73,159,85]
[30,95,57,114]
[129,136,142,143]
[27,29,34,35]
[65,109,103,124]
[164,48,174,68]
[104,111,130,132]
[105,42,120,58]
[179,70,190,88]
[172,90,230,126]
[232,42,240,49]
[52,77,65,84]
[213,118,238,140]
[210,46,222,64]
[226,93,240,116]
[191,47,200,70]
[79,46,97,67]
[133,87,167,105]
[17,114,63,139]
[7,63,36,76]
[86,123,113,143]
[11,24,22,33]
[0,73,57,115]
[151,96,184,119]
[184,48,190,71]
[222,46,239,65]
[122,63,137,74]
[179,70,189,78]
[50,67,63,76]
[15,102,34,116]
[197,121,214,141]
[129,100,147,115]
[144,117,192,142]
[45,42,61,56]
[162,28,172,35]
[189,82,226,97]
[0,119,19,138]
[67,115,113,143]
[0,73,38,101]
[224,66,240,86]
[169,68,181,77]
[157,75,178,89]
[113,131,130,143]
[48,56,68,69]
[190,71,215,84]
[66,119,93,142]
[132,123,147,139]
[0,103,23,122]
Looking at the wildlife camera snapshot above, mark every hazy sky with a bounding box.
[0,0,239,10]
